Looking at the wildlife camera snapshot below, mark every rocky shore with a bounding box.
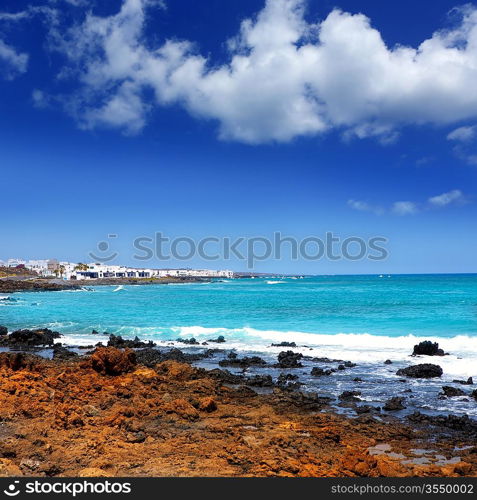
[0,331,476,477]
[0,276,210,293]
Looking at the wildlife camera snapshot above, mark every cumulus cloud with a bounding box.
[428,189,465,207]
[38,0,477,142]
[0,39,28,79]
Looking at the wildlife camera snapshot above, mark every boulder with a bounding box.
[384,359,392,365]
[0,328,61,347]
[219,355,267,368]
[0,326,7,336]
[441,386,466,397]
[208,335,226,343]
[271,341,296,347]
[412,341,445,356]
[198,396,217,412]
[90,347,136,376]
[453,377,474,385]
[311,367,332,377]
[383,397,406,411]
[275,350,303,368]
[396,363,443,378]
[107,334,155,348]
[339,390,361,402]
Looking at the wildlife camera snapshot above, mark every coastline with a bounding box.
[0,328,476,477]
[0,276,211,294]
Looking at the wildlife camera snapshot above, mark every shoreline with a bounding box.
[0,276,212,294]
[0,328,476,477]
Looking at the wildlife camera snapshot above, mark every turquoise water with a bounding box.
[1,274,476,339]
[2,274,477,415]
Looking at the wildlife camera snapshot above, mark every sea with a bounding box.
[2,274,477,417]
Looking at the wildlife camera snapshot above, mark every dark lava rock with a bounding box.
[441,386,466,397]
[408,412,477,435]
[278,391,334,412]
[91,330,99,335]
[396,363,443,378]
[384,359,393,365]
[454,377,474,385]
[0,328,61,347]
[208,336,226,343]
[107,334,156,349]
[244,374,273,387]
[472,390,477,401]
[135,347,214,367]
[52,344,78,360]
[275,350,303,368]
[0,352,42,371]
[412,341,445,356]
[311,367,332,377]
[219,355,267,368]
[383,397,406,411]
[339,390,362,402]
[91,347,136,376]
[356,405,379,414]
[271,342,296,348]
[0,326,8,336]
[353,377,363,382]
[206,369,244,384]
[176,337,200,345]
[277,373,302,391]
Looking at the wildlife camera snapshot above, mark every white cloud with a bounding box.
[347,199,384,215]
[428,189,464,207]
[392,201,419,216]
[0,39,28,79]
[447,126,476,142]
[21,0,477,142]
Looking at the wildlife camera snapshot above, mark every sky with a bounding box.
[1,0,477,274]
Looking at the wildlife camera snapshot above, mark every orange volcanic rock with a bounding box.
[90,347,136,375]
[0,353,476,477]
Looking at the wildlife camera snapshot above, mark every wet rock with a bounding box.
[52,345,78,360]
[0,326,8,336]
[176,337,199,345]
[384,359,392,365]
[208,335,226,343]
[472,390,477,401]
[91,330,99,335]
[441,386,466,397]
[383,397,406,411]
[271,341,296,347]
[0,328,61,347]
[353,377,363,382]
[135,347,214,367]
[276,373,301,391]
[412,341,445,356]
[396,363,443,378]
[275,350,303,368]
[90,347,136,376]
[219,355,267,368]
[244,374,273,387]
[408,412,477,435]
[311,367,332,377]
[454,377,474,385]
[355,405,378,414]
[107,334,156,348]
[206,368,244,384]
[339,391,362,402]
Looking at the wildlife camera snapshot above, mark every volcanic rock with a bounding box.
[396,364,443,378]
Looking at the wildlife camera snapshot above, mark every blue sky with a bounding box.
[1,0,477,274]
